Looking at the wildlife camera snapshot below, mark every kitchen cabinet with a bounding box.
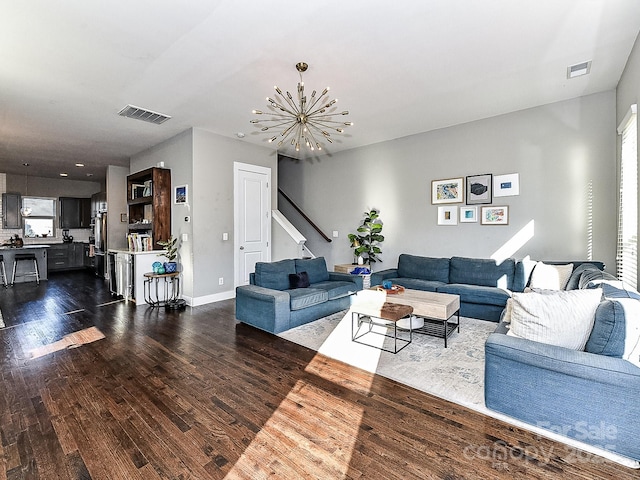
[47,243,88,271]
[2,192,22,229]
[60,197,91,229]
[126,167,171,250]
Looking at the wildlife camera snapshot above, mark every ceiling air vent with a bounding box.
[118,104,172,125]
[567,61,592,79]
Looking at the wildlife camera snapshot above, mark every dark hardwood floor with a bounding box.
[0,271,635,479]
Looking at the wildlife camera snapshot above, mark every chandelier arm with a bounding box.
[302,127,323,150]
[305,122,332,138]
[306,88,330,112]
[269,99,299,117]
[276,89,301,115]
[257,119,298,131]
[307,120,352,131]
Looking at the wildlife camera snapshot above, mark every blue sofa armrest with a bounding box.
[328,272,364,290]
[235,285,291,334]
[485,332,640,461]
[370,268,398,286]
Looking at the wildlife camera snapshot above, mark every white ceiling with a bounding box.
[2,1,640,181]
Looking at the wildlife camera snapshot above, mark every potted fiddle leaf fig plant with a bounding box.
[348,208,384,266]
[157,235,178,273]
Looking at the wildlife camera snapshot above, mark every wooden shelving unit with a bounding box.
[126,167,171,250]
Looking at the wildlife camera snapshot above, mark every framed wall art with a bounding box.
[174,185,188,204]
[431,177,464,204]
[481,206,509,225]
[493,173,520,197]
[466,174,492,205]
[459,206,478,223]
[437,205,458,225]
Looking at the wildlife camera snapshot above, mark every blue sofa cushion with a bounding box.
[254,259,296,290]
[310,280,357,300]
[437,283,511,307]
[386,277,444,292]
[579,269,621,290]
[585,300,626,357]
[449,256,515,289]
[513,257,537,292]
[397,254,449,283]
[602,283,640,300]
[289,272,310,289]
[565,263,599,290]
[288,288,328,311]
[295,257,330,284]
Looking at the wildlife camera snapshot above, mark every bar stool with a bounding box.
[12,253,40,285]
[0,255,7,287]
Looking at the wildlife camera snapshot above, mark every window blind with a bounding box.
[616,105,637,289]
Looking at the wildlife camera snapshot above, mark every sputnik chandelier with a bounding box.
[251,62,353,152]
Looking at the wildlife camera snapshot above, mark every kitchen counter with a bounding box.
[0,245,49,283]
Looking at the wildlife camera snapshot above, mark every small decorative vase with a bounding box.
[152,261,163,274]
[357,255,364,266]
[163,261,177,273]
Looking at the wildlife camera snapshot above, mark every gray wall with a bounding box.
[130,127,277,305]
[616,32,640,288]
[278,91,617,273]
[130,129,195,299]
[191,128,277,301]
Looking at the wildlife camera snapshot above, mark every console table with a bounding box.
[334,263,371,289]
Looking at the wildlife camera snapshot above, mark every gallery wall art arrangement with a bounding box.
[432,174,518,226]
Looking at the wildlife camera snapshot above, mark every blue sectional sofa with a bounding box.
[235,257,362,334]
[485,264,640,463]
[371,254,605,322]
[371,254,528,321]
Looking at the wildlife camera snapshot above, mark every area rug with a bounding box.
[29,326,106,359]
[279,310,640,468]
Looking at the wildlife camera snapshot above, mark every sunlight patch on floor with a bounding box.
[29,326,105,359]
[227,307,388,478]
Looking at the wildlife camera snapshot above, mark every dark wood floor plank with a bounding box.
[0,271,638,479]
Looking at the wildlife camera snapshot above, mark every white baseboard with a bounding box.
[182,290,235,307]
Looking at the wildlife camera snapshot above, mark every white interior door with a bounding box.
[234,163,271,286]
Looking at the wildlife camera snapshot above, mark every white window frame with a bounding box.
[616,104,637,290]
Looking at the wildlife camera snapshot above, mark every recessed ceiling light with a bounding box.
[236,132,245,138]
[22,163,30,166]
[567,61,592,79]
[75,163,85,167]
[60,173,68,177]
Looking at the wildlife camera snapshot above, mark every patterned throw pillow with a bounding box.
[507,289,602,350]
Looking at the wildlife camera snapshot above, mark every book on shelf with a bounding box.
[131,184,145,199]
[127,233,153,252]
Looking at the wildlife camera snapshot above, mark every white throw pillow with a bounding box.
[529,262,574,290]
[507,289,602,350]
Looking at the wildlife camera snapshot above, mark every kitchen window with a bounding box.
[22,197,56,238]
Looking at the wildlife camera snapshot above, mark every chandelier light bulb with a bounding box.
[251,62,352,153]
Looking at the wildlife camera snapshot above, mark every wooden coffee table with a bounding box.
[375,288,460,347]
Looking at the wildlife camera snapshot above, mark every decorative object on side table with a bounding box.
[348,208,384,266]
[157,235,178,273]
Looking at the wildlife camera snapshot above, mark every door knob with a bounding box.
[240,246,245,250]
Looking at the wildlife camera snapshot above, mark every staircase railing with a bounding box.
[278,188,332,243]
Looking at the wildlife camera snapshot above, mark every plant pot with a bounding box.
[163,261,177,273]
